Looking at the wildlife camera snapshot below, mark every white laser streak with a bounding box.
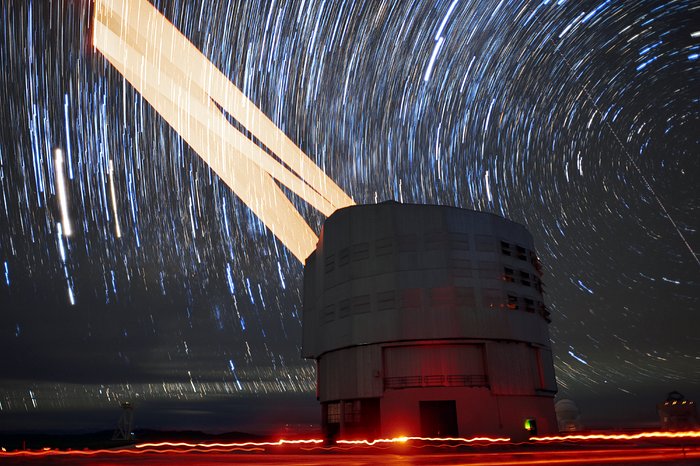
[93,0,354,262]
[54,148,72,237]
[108,159,122,238]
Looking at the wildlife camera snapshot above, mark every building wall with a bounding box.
[380,387,557,441]
[303,203,557,439]
[318,345,383,400]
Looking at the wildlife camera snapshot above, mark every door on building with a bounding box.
[419,400,458,437]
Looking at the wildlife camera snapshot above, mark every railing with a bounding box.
[384,374,489,390]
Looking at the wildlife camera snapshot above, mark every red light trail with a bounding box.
[0,446,264,458]
[2,430,698,462]
[531,430,700,442]
[135,438,324,449]
[132,434,511,450]
[1,446,698,465]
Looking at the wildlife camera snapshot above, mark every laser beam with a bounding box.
[92,0,354,262]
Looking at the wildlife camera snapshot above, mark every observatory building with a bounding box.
[658,391,698,429]
[302,202,558,440]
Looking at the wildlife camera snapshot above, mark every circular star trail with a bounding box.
[0,0,698,430]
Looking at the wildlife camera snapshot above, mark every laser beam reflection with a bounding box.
[92,0,354,262]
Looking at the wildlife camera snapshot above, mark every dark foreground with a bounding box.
[1,437,699,466]
[1,447,698,466]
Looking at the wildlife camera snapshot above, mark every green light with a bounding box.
[524,418,535,431]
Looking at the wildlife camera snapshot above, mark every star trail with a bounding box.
[0,0,698,432]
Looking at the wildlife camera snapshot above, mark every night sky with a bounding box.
[1,0,698,433]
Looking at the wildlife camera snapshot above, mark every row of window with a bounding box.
[323,235,536,275]
[383,374,489,390]
[318,288,548,324]
[326,399,364,424]
[503,267,543,291]
[506,295,551,321]
[327,402,341,423]
[328,261,542,285]
[501,241,543,273]
[500,241,529,260]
